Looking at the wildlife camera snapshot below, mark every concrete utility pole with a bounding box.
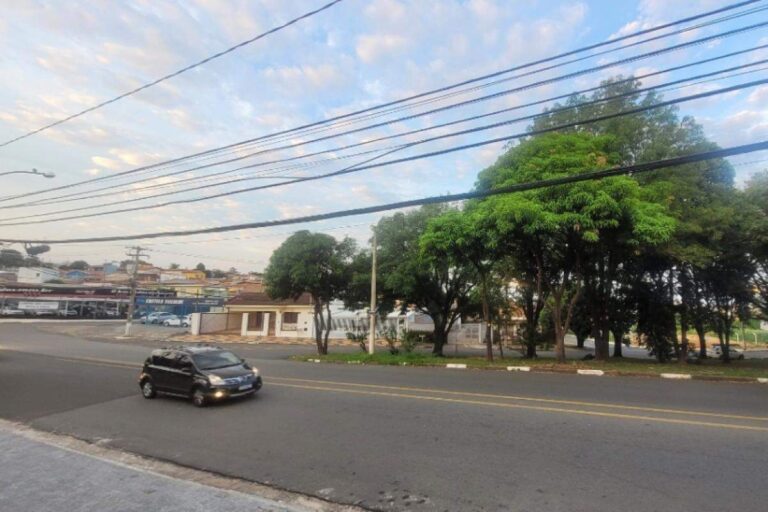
[368,229,377,355]
[124,246,149,336]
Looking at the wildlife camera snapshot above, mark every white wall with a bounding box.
[16,267,60,284]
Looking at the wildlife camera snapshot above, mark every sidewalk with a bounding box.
[0,422,353,512]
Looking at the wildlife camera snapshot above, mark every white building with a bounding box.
[16,267,60,284]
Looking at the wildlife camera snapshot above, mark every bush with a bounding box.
[400,330,422,353]
[346,330,368,353]
[384,329,400,355]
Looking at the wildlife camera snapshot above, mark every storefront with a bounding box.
[0,283,175,318]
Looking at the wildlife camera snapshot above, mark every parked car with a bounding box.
[138,345,262,407]
[140,312,173,324]
[57,309,79,317]
[713,345,745,360]
[162,315,182,327]
[151,312,176,324]
[0,307,24,316]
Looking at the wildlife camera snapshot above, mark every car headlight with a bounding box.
[208,375,226,385]
[251,368,260,377]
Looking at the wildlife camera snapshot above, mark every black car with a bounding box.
[138,345,262,407]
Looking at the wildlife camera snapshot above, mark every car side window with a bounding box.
[177,355,193,372]
[156,351,177,369]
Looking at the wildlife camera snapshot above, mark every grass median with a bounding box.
[293,352,768,380]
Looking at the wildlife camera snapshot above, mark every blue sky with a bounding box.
[0,0,767,271]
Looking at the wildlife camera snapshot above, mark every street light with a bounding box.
[0,168,55,178]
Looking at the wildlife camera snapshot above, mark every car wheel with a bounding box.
[141,380,157,399]
[191,388,207,408]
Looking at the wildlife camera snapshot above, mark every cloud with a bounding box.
[356,34,408,63]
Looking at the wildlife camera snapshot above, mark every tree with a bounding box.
[476,132,674,362]
[421,209,499,360]
[374,205,475,356]
[745,171,768,319]
[0,249,25,268]
[169,263,180,270]
[195,263,206,272]
[264,231,355,355]
[69,260,89,271]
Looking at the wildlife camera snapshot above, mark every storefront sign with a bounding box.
[18,301,59,310]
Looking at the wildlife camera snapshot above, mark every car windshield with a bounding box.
[192,351,242,370]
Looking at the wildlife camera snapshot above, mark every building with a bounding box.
[16,267,61,284]
[0,283,176,317]
[222,292,315,338]
[63,269,89,282]
[182,269,207,280]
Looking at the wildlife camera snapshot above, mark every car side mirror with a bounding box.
[180,365,192,374]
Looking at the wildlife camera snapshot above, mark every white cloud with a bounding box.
[356,34,408,63]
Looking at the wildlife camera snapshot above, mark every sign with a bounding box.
[761,321,768,331]
[18,301,59,310]
[144,298,184,305]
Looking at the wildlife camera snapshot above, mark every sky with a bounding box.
[0,0,767,272]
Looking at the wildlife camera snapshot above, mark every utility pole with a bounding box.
[124,246,149,336]
[368,229,377,355]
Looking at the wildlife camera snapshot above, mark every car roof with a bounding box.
[151,344,227,356]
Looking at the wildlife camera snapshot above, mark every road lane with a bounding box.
[1,347,767,511]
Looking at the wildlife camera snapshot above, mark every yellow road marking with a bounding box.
[269,376,768,422]
[271,382,768,432]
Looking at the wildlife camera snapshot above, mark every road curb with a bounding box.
[296,358,766,384]
[577,369,604,376]
[661,373,692,380]
[0,419,363,512]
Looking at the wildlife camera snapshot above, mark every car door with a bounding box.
[149,351,176,391]
[165,353,194,394]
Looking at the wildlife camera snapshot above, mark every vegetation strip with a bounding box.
[293,355,768,382]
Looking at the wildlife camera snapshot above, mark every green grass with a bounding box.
[293,352,768,379]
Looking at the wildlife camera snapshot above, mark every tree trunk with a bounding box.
[679,306,689,365]
[432,329,447,356]
[313,302,326,355]
[323,302,332,354]
[481,280,493,362]
[576,333,586,348]
[612,330,624,358]
[551,289,567,364]
[694,320,707,358]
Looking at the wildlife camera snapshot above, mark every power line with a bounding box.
[2,75,766,226]
[10,30,768,211]
[0,0,345,149]
[11,53,767,213]
[3,141,765,245]
[2,0,761,202]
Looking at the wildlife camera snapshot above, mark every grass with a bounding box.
[293,352,768,379]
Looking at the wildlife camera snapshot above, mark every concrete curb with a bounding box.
[661,373,692,380]
[577,369,604,376]
[297,359,766,384]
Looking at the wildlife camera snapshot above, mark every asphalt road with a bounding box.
[1,323,767,512]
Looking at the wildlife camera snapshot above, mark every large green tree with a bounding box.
[421,208,499,360]
[476,132,674,362]
[373,205,476,356]
[264,231,356,355]
[745,170,768,319]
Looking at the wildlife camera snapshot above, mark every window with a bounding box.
[282,312,299,330]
